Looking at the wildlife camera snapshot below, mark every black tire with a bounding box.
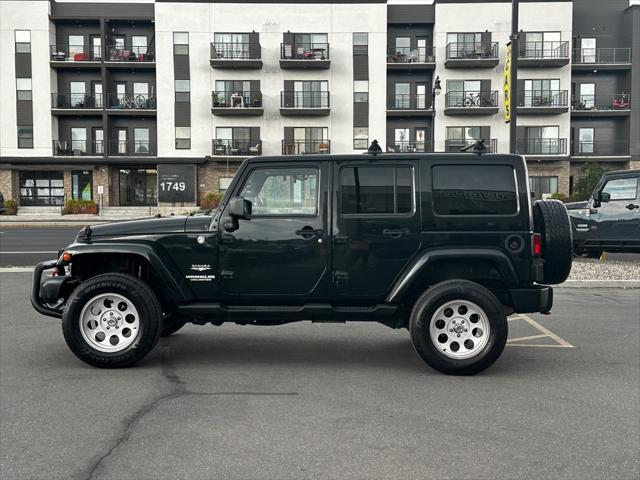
[533,200,573,284]
[62,273,162,368]
[161,315,187,337]
[409,280,508,375]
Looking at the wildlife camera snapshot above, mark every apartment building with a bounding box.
[0,0,638,211]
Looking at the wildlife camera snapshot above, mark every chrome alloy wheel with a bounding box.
[79,293,140,353]
[429,300,491,360]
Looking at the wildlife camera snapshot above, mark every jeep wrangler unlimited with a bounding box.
[32,151,573,375]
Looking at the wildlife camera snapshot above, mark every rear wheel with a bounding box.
[409,280,508,375]
[62,273,162,368]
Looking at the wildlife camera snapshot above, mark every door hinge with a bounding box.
[333,271,349,283]
[220,270,234,280]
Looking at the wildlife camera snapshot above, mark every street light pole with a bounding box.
[509,0,519,153]
[431,76,441,152]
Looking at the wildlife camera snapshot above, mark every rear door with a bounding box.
[331,159,421,299]
[591,173,640,243]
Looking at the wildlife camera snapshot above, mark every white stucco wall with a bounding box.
[154,2,387,158]
[0,1,53,157]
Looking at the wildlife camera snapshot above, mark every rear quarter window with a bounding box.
[432,165,518,216]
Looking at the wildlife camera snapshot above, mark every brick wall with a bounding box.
[0,170,17,203]
[197,162,239,203]
[527,160,570,196]
[94,166,110,207]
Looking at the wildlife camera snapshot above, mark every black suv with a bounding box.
[567,169,640,256]
[32,152,572,375]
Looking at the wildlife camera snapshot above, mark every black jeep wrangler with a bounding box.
[32,151,573,375]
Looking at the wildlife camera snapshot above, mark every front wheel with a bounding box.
[409,280,508,375]
[62,273,162,368]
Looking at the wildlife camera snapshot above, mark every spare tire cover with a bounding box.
[533,200,573,285]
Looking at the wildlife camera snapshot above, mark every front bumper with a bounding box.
[31,259,64,318]
[510,286,553,314]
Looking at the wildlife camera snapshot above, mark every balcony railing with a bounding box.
[445,42,498,60]
[108,140,155,156]
[106,45,154,62]
[445,139,498,153]
[210,42,261,60]
[280,91,330,109]
[517,138,567,156]
[212,139,262,156]
[573,140,629,157]
[53,140,104,156]
[282,140,331,155]
[388,94,432,111]
[572,48,631,64]
[106,94,157,110]
[212,91,262,108]
[51,93,103,109]
[387,141,432,153]
[280,43,330,60]
[445,91,498,108]
[520,41,570,59]
[50,45,100,62]
[518,90,568,108]
[572,94,631,111]
[387,46,435,63]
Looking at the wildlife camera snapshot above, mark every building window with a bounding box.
[215,33,250,59]
[173,32,189,55]
[134,128,150,154]
[353,32,368,55]
[17,126,33,148]
[354,81,368,102]
[529,176,558,200]
[219,177,233,194]
[175,80,190,102]
[71,127,87,153]
[175,127,191,149]
[132,35,148,56]
[353,127,368,150]
[15,30,31,53]
[16,78,32,101]
[72,171,93,200]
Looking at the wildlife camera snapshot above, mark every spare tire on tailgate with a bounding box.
[533,200,573,285]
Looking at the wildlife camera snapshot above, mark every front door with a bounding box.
[591,174,640,243]
[217,162,330,297]
[332,160,421,299]
[119,168,157,206]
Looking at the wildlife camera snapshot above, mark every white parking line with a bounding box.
[507,314,574,348]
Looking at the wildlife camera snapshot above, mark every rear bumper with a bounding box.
[510,286,553,314]
[31,259,63,318]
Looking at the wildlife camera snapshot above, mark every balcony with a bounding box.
[282,140,330,155]
[517,90,569,114]
[572,48,631,70]
[212,139,262,157]
[105,94,157,115]
[280,43,330,69]
[516,138,567,157]
[280,91,330,116]
[104,45,155,68]
[387,94,434,117]
[210,42,262,69]
[387,47,435,70]
[571,94,631,117]
[445,139,497,153]
[51,93,103,115]
[386,141,432,153]
[444,91,499,115]
[518,41,570,67]
[572,140,630,158]
[53,140,104,157]
[50,45,101,68]
[445,42,499,68]
[108,140,155,156]
[211,91,263,116]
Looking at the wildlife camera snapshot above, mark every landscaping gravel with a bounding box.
[569,257,640,281]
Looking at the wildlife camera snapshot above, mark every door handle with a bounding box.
[625,204,639,210]
[334,235,349,244]
[220,234,234,244]
[382,228,408,239]
[295,227,323,239]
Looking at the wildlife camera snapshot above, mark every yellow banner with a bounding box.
[504,42,511,123]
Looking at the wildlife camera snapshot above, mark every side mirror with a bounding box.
[228,197,252,219]
[599,191,611,203]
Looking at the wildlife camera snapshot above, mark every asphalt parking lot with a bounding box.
[1,272,638,480]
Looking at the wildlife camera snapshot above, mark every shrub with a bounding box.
[3,199,17,215]
[572,162,612,201]
[549,192,567,202]
[200,192,223,210]
[63,199,98,215]
[5,199,17,208]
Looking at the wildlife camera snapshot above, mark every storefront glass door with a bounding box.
[119,168,157,206]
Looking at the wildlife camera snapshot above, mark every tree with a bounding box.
[572,162,612,201]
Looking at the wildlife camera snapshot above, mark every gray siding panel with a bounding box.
[174,102,191,127]
[52,2,154,19]
[387,5,435,24]
[16,101,33,125]
[353,56,369,81]
[173,55,190,80]
[353,103,369,127]
[15,54,32,77]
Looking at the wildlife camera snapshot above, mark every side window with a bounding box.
[240,167,318,216]
[340,165,414,215]
[432,165,518,215]
[601,177,638,201]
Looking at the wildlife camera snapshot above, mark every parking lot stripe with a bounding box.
[506,343,572,348]
[507,334,548,343]
[519,314,574,348]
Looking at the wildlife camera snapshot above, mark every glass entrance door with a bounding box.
[119,169,157,206]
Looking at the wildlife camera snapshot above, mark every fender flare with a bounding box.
[386,248,520,303]
[63,243,194,303]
